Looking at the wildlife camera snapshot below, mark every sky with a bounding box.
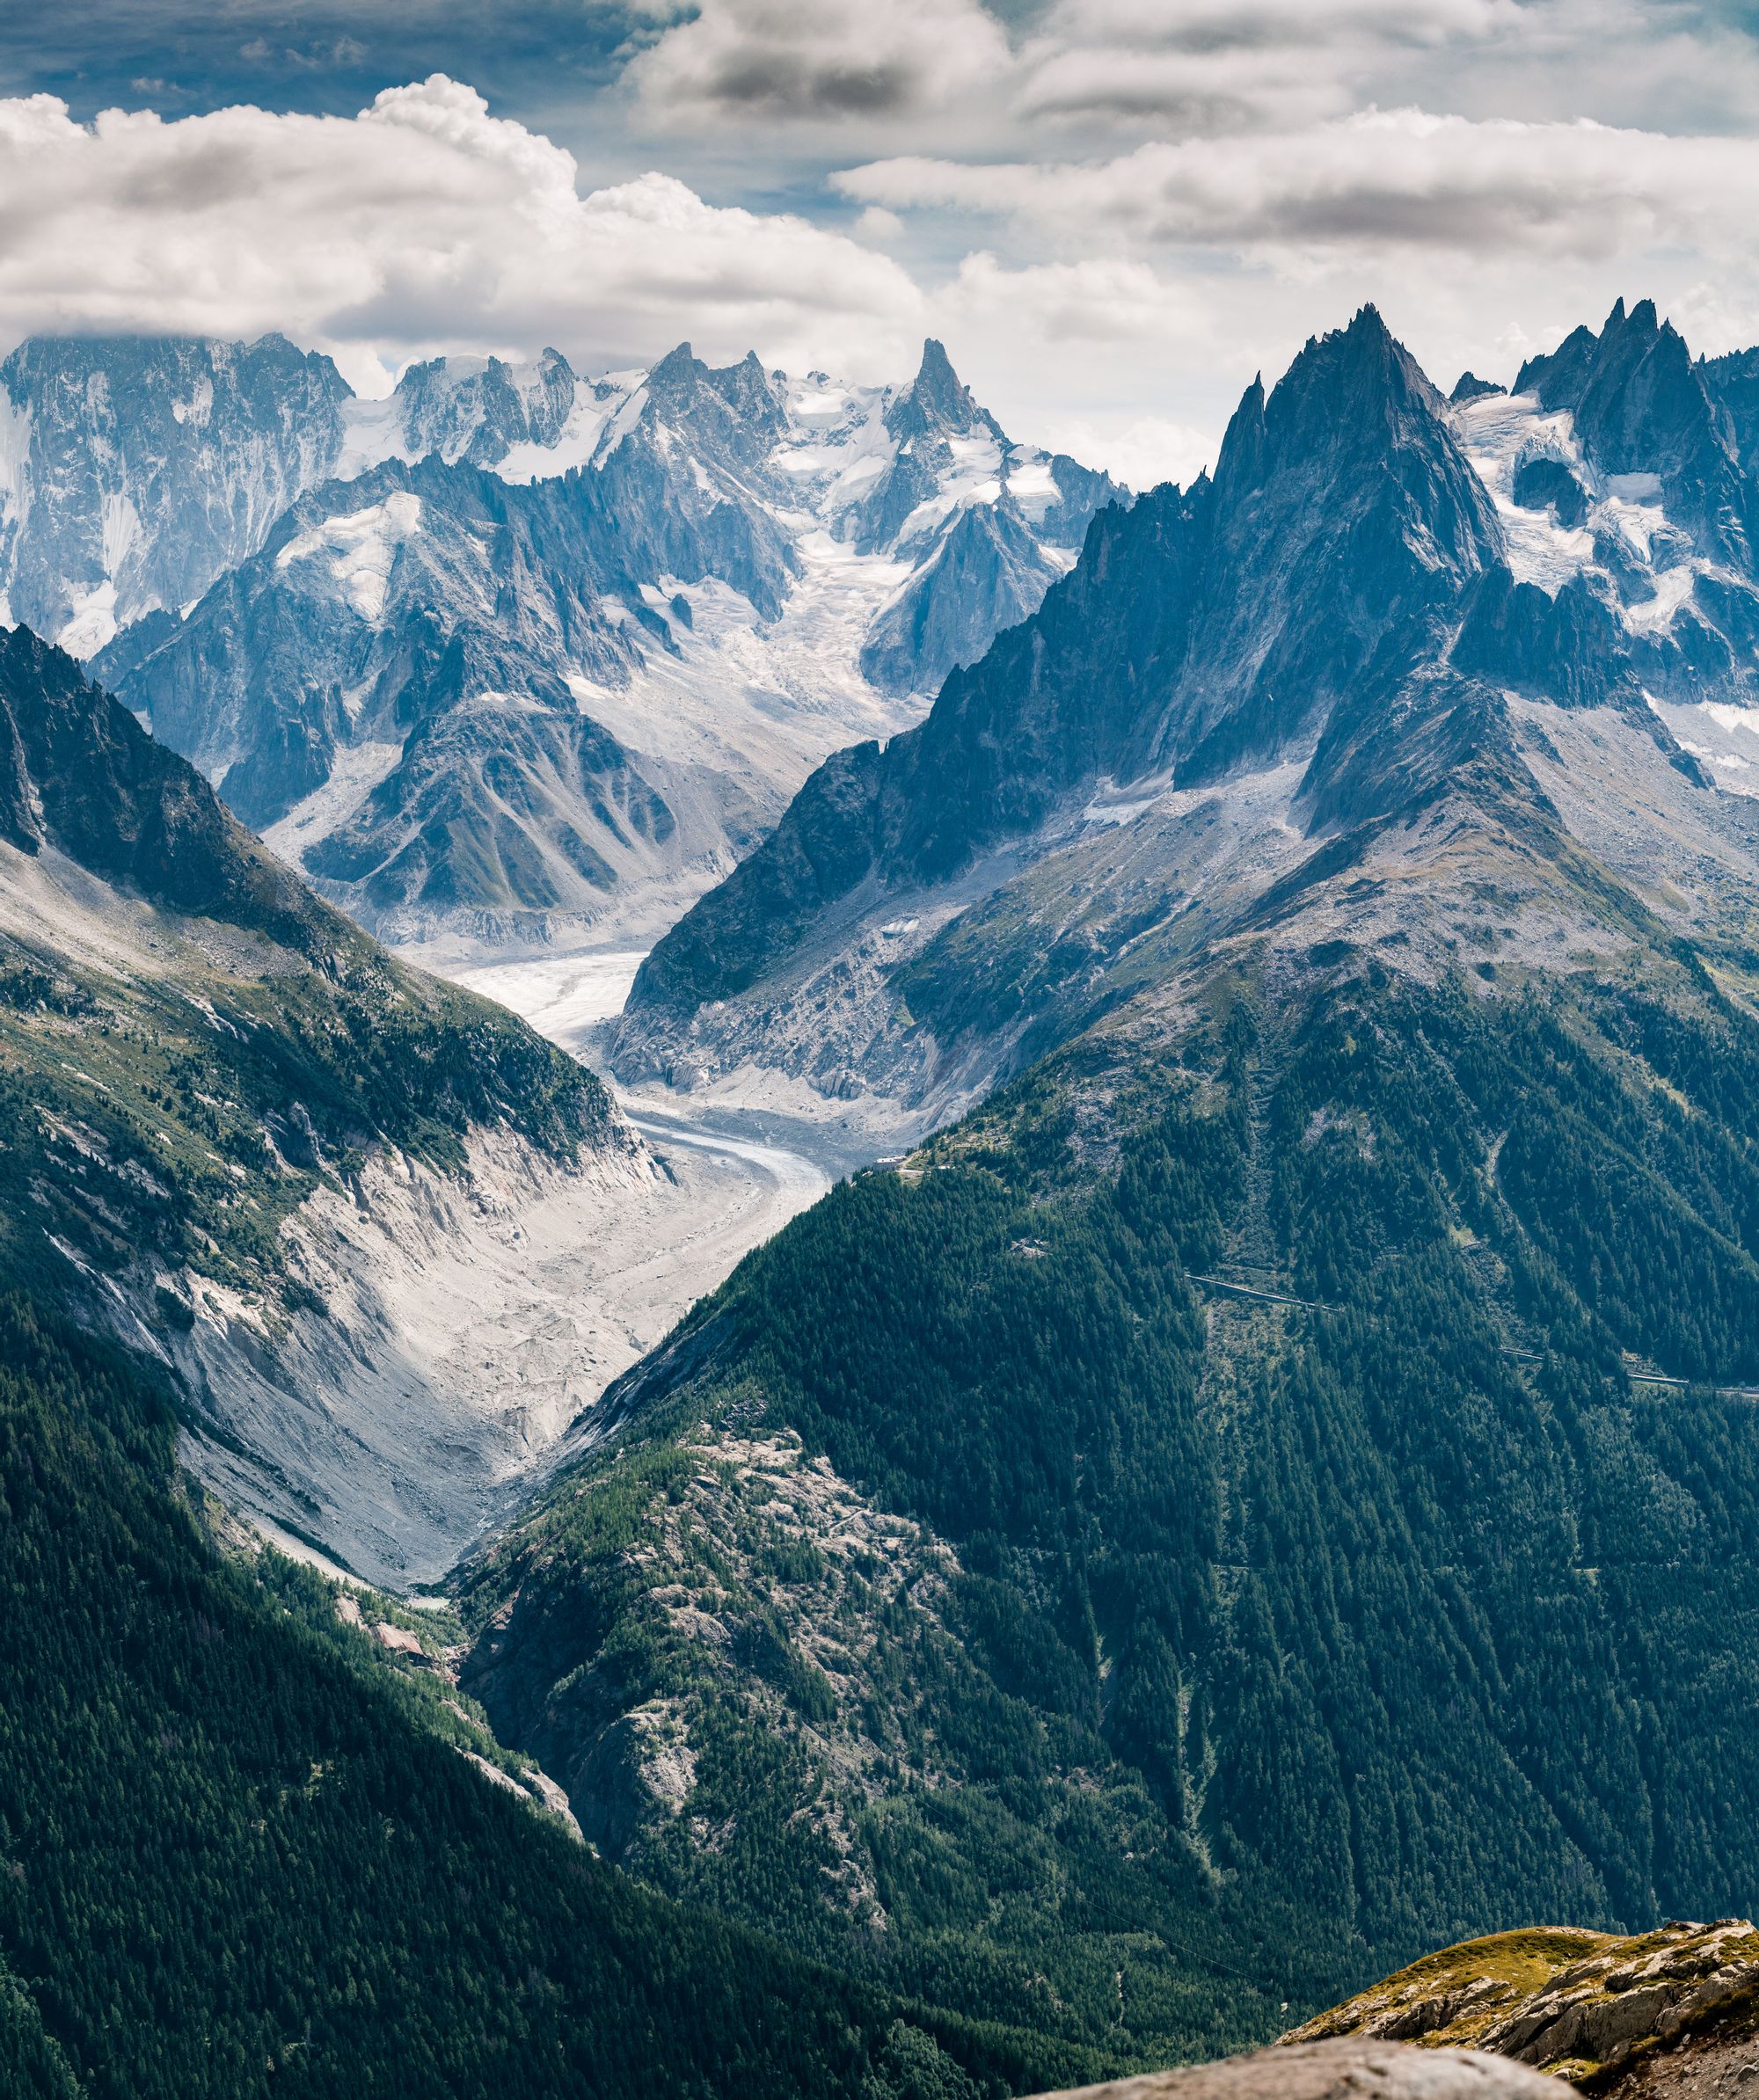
[3,1,1758,485]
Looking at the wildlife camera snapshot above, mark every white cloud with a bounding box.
[853,205,906,241]
[620,0,1011,126]
[5,11,1759,509]
[1011,44,1349,132]
[0,76,927,378]
[837,108,1759,266]
[1037,412,1222,492]
[936,251,1205,346]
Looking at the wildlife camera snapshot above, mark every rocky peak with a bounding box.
[641,340,788,472]
[1172,305,1501,781]
[857,494,1065,697]
[391,347,578,467]
[622,310,1529,1035]
[1252,306,1451,468]
[1451,371,1506,405]
[1212,372,1267,485]
[1515,298,1754,566]
[646,341,779,419]
[885,338,1007,448]
[702,347,784,426]
[1209,306,1484,542]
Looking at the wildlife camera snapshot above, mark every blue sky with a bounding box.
[4,2,1758,483]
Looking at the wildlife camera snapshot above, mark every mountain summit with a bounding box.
[0,327,1125,953]
[886,336,1008,447]
[611,300,1759,1137]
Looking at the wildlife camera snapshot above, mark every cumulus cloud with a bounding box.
[838,108,1759,264]
[0,75,926,376]
[1010,0,1517,130]
[620,0,1011,126]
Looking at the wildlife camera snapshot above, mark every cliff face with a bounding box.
[0,331,351,648]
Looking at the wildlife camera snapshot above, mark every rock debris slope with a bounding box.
[0,622,770,1586]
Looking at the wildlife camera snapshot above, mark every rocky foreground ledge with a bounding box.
[1025,1921,1759,2100]
[1282,1919,1759,2094]
[1026,2038,1566,2096]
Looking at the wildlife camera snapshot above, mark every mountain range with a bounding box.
[503,296,1759,2055]
[0,328,1119,956]
[611,298,1759,1140]
[11,289,1759,2097]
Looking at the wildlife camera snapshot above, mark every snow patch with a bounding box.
[1449,390,1594,592]
[1622,562,1698,633]
[56,580,119,659]
[274,490,423,622]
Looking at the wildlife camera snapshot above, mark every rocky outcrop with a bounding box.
[391,347,578,467]
[1285,1921,1759,2091]
[0,623,344,958]
[1024,2042,1567,2097]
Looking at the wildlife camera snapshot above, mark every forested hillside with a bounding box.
[0,1289,1089,2098]
[463,946,1759,2066]
[0,631,1095,2098]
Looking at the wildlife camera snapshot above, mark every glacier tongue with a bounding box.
[179,1114,828,1590]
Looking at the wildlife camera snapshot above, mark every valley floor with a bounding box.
[450,945,897,1175]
